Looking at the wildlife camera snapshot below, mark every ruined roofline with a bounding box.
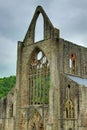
[60,38,87,49]
[67,74,87,86]
[23,5,60,45]
[61,73,87,86]
[23,6,54,41]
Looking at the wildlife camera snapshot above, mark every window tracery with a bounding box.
[65,99,74,118]
[29,49,50,105]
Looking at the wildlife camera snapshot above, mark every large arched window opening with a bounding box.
[29,49,50,105]
[35,13,44,42]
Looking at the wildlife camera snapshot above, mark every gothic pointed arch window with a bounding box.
[65,99,74,118]
[35,13,44,42]
[29,48,50,105]
[69,53,76,74]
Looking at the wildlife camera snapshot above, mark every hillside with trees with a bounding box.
[0,76,16,99]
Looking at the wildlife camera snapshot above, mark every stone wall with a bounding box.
[60,74,79,130]
[0,86,17,130]
[79,85,87,130]
[59,73,87,130]
[59,39,87,77]
[16,37,61,130]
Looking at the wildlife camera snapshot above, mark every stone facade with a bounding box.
[0,6,87,130]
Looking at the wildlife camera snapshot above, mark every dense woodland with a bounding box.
[0,76,16,99]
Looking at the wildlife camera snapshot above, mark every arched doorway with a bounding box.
[28,109,44,130]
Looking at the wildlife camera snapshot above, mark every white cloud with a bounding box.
[0,0,87,77]
[0,36,17,77]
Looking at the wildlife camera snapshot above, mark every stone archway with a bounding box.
[28,109,44,130]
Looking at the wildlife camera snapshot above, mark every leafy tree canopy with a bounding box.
[0,76,16,99]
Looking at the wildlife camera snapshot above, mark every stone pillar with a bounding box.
[15,41,23,130]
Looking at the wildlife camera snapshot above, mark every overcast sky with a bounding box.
[0,0,87,78]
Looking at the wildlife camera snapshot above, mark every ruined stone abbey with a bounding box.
[0,6,87,130]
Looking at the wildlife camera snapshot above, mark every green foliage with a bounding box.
[33,75,50,104]
[0,76,16,99]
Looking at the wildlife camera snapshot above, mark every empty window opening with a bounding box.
[68,85,70,89]
[29,49,50,105]
[69,58,72,68]
[10,104,13,117]
[3,98,7,116]
[69,53,76,74]
[66,85,71,99]
[65,100,74,118]
[35,14,44,42]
